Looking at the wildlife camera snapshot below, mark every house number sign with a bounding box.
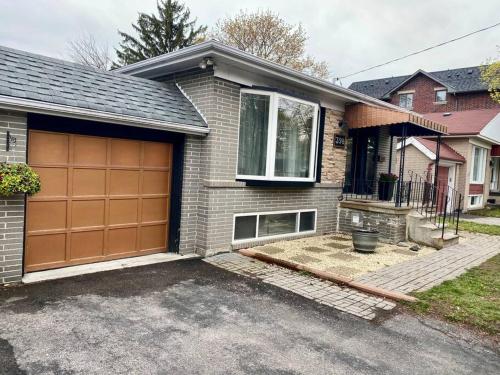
[334,134,346,148]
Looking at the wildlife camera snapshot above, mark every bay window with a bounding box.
[237,89,319,181]
[470,146,487,184]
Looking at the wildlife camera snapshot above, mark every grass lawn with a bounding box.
[456,220,500,236]
[408,254,500,336]
[467,206,500,218]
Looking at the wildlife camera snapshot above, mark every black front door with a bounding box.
[344,129,379,195]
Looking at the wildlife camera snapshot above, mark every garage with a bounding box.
[25,130,173,272]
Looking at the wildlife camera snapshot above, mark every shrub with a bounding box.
[0,163,41,196]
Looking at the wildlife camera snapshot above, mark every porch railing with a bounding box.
[341,171,463,239]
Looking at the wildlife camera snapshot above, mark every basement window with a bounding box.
[233,209,317,243]
[236,89,319,182]
[469,195,483,209]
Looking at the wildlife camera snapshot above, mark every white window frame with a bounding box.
[232,208,317,244]
[236,89,320,182]
[434,89,447,103]
[491,158,500,192]
[398,93,414,109]
[470,146,487,184]
[468,194,483,209]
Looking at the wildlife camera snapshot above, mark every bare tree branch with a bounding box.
[67,33,113,70]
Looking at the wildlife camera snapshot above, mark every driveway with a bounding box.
[460,214,500,226]
[0,259,498,375]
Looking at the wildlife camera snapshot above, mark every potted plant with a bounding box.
[378,173,398,201]
[352,228,379,253]
[0,163,41,197]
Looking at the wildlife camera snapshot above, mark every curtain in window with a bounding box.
[237,94,269,176]
[274,98,314,178]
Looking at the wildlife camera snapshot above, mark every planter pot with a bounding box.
[352,229,379,253]
[378,181,396,201]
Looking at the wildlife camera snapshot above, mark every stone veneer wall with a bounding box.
[338,202,409,244]
[174,71,343,255]
[0,110,27,284]
[321,109,347,184]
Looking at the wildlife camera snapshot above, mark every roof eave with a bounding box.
[114,40,419,113]
[0,95,209,136]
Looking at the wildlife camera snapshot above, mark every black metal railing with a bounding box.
[341,171,463,239]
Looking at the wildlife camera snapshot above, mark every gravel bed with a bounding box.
[251,233,437,278]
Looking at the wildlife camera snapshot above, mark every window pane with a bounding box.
[258,213,297,237]
[299,211,315,232]
[234,215,257,240]
[237,93,270,176]
[274,97,315,178]
[435,90,446,102]
[399,94,413,109]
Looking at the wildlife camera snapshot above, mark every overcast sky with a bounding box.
[1,0,498,86]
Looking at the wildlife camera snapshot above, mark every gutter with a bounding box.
[0,95,210,136]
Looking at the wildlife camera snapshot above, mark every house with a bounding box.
[0,41,449,284]
[350,67,500,211]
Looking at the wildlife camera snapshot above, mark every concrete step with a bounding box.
[431,232,460,249]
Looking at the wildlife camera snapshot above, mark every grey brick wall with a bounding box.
[0,110,27,284]
[174,72,342,256]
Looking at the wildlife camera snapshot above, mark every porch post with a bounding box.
[388,135,394,174]
[396,124,407,207]
[434,135,441,186]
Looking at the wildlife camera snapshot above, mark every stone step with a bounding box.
[431,232,460,249]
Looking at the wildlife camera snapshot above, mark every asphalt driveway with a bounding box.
[0,259,498,375]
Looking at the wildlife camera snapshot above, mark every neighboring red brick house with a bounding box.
[349,66,500,113]
[350,66,500,211]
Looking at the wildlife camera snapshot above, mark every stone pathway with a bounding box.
[204,252,396,321]
[355,233,500,294]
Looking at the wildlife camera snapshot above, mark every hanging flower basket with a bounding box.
[0,163,41,196]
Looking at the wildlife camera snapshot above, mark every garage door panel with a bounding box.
[25,233,67,267]
[143,142,172,168]
[71,200,105,228]
[142,171,170,195]
[110,139,141,167]
[29,132,69,165]
[109,199,139,225]
[142,197,168,223]
[140,225,167,251]
[34,167,68,197]
[108,227,137,255]
[73,136,107,166]
[70,230,104,259]
[73,169,106,196]
[26,130,172,272]
[109,170,140,196]
[27,201,67,232]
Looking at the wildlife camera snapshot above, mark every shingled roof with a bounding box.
[0,45,207,130]
[349,66,488,99]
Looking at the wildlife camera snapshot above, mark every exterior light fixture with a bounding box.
[199,57,214,70]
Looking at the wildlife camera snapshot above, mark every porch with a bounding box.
[338,103,462,245]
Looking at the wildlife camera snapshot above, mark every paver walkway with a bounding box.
[204,253,396,321]
[206,233,500,321]
[355,233,500,293]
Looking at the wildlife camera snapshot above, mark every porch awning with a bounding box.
[344,103,447,136]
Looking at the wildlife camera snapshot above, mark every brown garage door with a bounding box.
[25,130,173,272]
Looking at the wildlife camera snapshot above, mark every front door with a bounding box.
[345,129,378,194]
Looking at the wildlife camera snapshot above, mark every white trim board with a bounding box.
[397,137,436,160]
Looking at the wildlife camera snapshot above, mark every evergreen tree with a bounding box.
[114,0,206,67]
